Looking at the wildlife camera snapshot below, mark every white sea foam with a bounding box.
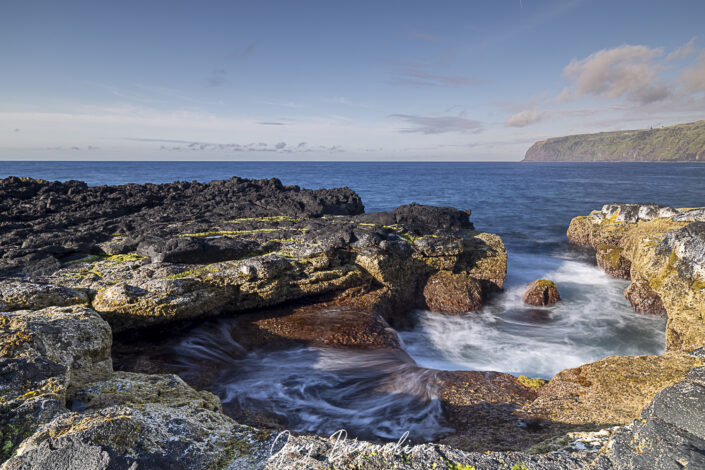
[400,255,666,378]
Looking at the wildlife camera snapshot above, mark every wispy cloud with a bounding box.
[666,37,697,61]
[678,52,705,93]
[263,100,304,109]
[226,40,259,60]
[395,69,481,87]
[329,96,372,108]
[206,69,227,88]
[390,114,484,134]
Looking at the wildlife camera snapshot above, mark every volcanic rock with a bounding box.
[624,275,667,315]
[567,203,705,351]
[522,279,561,306]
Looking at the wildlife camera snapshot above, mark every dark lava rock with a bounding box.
[136,236,262,264]
[0,176,363,275]
[607,366,705,469]
[522,279,561,306]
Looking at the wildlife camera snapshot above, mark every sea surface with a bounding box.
[4,161,704,440]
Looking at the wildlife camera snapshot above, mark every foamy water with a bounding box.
[400,251,667,378]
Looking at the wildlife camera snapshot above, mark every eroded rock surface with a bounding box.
[568,203,705,351]
[522,279,561,306]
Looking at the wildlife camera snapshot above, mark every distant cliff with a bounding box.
[523,120,705,162]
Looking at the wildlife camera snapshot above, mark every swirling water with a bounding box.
[7,161,704,439]
[172,329,451,441]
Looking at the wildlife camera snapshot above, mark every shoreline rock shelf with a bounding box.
[567,202,705,350]
[1,177,704,469]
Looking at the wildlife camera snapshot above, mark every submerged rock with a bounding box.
[522,279,561,306]
[230,304,403,350]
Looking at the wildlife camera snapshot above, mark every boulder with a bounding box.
[421,271,484,314]
[522,279,561,306]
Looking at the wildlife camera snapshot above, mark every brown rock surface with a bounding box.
[523,353,702,426]
[596,244,631,279]
[231,304,402,350]
[522,279,561,306]
[624,275,666,315]
[435,370,547,451]
[421,271,484,314]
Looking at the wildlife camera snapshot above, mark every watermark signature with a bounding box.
[269,429,413,469]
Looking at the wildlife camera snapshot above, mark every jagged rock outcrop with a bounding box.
[0,177,506,333]
[523,120,705,162]
[567,203,705,351]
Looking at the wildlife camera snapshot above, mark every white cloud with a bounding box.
[505,109,546,127]
[561,44,670,104]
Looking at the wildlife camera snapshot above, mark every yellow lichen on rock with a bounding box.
[524,353,702,425]
[567,205,705,351]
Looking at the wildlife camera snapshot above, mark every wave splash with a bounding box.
[400,257,667,378]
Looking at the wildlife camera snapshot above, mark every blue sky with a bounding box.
[2,0,705,161]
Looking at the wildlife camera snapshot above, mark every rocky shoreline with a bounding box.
[1,177,704,469]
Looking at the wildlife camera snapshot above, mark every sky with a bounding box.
[1,0,705,161]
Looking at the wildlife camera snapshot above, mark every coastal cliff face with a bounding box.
[2,177,704,469]
[567,203,705,352]
[523,120,705,162]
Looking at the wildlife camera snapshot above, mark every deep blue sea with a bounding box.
[4,161,704,440]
